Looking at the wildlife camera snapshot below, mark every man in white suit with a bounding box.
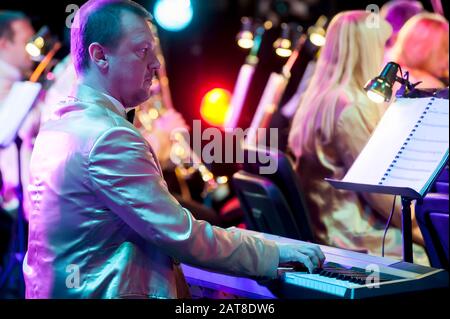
[24,0,324,298]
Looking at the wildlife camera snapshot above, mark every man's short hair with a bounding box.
[71,0,152,74]
[0,10,29,41]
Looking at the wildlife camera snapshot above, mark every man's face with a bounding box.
[0,19,35,73]
[106,12,160,108]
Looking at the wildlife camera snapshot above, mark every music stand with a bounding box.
[0,81,41,296]
[327,91,449,263]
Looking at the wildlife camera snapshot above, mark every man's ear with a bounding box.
[88,42,108,70]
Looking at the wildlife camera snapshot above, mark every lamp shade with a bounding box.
[364,62,400,103]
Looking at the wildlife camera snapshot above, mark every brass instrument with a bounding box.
[27,26,62,84]
[246,33,307,146]
[135,24,229,202]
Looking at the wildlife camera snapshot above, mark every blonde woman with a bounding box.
[391,12,449,88]
[288,11,429,265]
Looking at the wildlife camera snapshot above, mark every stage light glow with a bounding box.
[273,23,292,57]
[309,32,326,47]
[200,88,231,127]
[274,38,292,57]
[264,20,273,30]
[236,17,254,49]
[154,0,193,31]
[237,31,254,49]
[25,43,41,57]
[308,15,328,47]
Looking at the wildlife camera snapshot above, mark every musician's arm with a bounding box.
[87,126,280,278]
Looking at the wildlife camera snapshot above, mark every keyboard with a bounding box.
[272,234,449,299]
[280,260,447,299]
[182,229,449,299]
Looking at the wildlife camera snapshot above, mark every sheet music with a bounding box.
[343,97,449,195]
[0,81,42,147]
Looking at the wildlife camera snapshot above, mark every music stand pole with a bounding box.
[401,196,413,263]
[14,135,26,296]
[0,136,27,297]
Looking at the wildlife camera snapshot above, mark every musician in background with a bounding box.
[24,0,324,298]
[0,11,38,220]
[134,101,229,226]
[0,11,38,289]
[390,12,449,88]
[380,0,423,64]
[288,10,429,265]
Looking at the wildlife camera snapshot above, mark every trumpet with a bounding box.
[135,24,229,202]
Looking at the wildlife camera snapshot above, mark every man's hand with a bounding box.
[276,242,325,273]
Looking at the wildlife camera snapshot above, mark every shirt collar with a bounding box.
[101,91,126,117]
[69,84,127,118]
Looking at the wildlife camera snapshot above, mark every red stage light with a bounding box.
[200,88,231,127]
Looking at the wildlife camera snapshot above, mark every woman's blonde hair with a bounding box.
[288,10,391,158]
[391,13,449,76]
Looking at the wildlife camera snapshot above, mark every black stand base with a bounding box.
[401,196,413,263]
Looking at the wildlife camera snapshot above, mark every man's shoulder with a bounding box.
[46,98,130,132]
[39,99,142,156]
